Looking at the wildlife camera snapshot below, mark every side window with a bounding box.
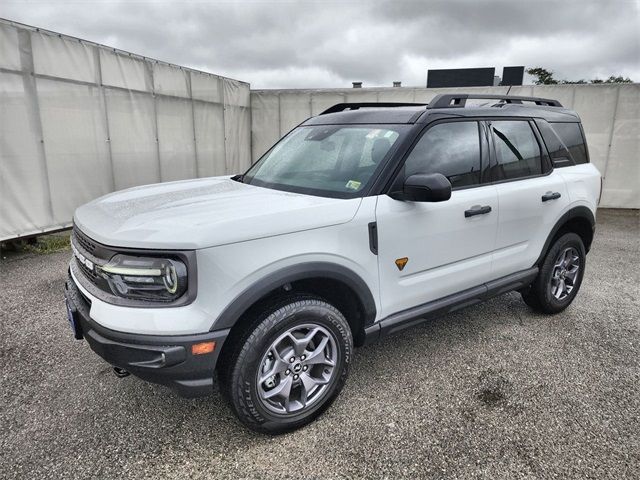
[404,122,481,188]
[491,121,542,180]
[535,119,573,167]
[551,122,588,165]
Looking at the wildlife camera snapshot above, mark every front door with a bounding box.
[375,120,499,319]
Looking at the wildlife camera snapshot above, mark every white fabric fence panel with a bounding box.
[105,89,159,190]
[250,84,640,209]
[0,20,251,241]
[36,78,113,226]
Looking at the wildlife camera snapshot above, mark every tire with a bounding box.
[521,232,586,314]
[219,295,353,434]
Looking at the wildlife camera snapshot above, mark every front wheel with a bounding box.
[522,232,586,314]
[220,296,352,434]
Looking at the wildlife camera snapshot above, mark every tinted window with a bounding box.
[405,122,481,188]
[551,122,588,165]
[535,119,572,167]
[491,121,542,180]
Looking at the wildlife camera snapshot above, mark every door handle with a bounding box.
[542,191,561,202]
[465,205,492,217]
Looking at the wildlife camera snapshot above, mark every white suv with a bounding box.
[64,94,601,433]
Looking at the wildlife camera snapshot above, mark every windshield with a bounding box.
[242,125,407,198]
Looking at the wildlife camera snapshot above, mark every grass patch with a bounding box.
[25,234,71,254]
[1,232,71,257]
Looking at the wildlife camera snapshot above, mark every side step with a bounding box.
[364,267,538,343]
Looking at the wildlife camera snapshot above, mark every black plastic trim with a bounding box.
[65,275,228,398]
[465,205,492,217]
[542,192,562,202]
[534,206,596,264]
[320,102,427,115]
[211,262,377,331]
[427,94,563,109]
[368,222,378,255]
[363,267,538,343]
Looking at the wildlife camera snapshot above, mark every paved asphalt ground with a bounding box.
[1,210,638,479]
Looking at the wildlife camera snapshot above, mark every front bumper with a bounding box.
[64,274,229,398]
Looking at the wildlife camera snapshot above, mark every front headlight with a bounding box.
[97,254,188,302]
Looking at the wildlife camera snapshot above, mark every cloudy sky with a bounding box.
[2,0,639,88]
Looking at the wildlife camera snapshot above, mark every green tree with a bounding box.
[527,67,634,85]
[591,75,633,84]
[526,67,558,85]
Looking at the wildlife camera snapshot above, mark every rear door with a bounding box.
[488,119,570,278]
[375,120,499,319]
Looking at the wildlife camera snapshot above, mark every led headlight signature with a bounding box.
[94,254,187,302]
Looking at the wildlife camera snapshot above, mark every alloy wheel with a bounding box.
[256,324,338,415]
[550,246,580,300]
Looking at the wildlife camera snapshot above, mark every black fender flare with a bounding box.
[210,262,377,331]
[534,206,596,266]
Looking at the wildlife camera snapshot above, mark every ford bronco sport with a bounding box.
[64,94,601,433]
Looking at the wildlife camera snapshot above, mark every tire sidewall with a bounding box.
[231,299,352,433]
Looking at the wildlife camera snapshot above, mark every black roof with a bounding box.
[303,94,580,126]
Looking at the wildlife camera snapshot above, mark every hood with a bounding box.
[74,177,362,249]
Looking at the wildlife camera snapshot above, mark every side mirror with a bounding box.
[401,173,452,202]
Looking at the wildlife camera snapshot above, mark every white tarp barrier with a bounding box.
[36,78,113,226]
[105,89,159,190]
[0,20,251,240]
[250,84,640,209]
[223,78,251,174]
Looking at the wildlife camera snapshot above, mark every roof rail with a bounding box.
[320,102,428,115]
[427,94,563,109]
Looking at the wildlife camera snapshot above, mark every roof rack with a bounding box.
[427,94,563,109]
[320,102,428,115]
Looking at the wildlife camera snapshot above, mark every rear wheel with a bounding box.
[522,232,586,314]
[220,295,352,434]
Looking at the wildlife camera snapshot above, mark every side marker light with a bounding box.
[192,341,216,355]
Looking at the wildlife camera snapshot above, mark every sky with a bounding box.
[1,0,638,89]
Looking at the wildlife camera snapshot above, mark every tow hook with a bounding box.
[113,367,130,378]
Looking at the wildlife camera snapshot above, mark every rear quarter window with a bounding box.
[537,120,589,167]
[551,122,588,165]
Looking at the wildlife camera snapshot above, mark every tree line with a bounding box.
[526,67,633,85]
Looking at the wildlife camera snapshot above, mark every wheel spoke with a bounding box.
[299,327,320,351]
[565,267,579,283]
[299,372,318,407]
[261,375,293,402]
[304,336,334,366]
[286,327,319,356]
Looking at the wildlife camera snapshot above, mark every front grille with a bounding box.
[71,226,104,289]
[76,257,99,284]
[73,227,97,255]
